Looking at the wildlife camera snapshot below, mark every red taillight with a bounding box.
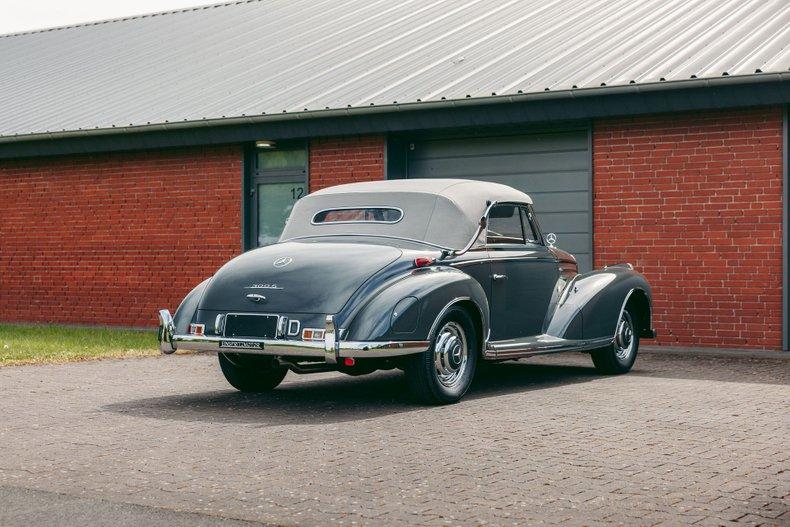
[302,328,326,341]
[413,256,435,268]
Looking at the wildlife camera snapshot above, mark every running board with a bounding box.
[484,335,614,361]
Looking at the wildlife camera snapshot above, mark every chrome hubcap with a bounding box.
[614,311,635,361]
[434,321,468,388]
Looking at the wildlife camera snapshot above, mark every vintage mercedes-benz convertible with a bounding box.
[158,179,654,404]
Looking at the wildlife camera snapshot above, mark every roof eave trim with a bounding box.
[0,72,788,144]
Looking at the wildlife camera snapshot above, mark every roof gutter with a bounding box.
[1,72,788,144]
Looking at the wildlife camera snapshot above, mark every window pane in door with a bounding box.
[520,208,540,243]
[257,181,307,246]
[487,204,525,244]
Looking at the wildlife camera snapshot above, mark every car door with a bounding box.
[487,204,559,341]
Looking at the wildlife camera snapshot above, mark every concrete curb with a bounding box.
[641,345,790,360]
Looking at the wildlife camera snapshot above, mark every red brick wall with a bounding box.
[0,145,243,328]
[309,135,385,191]
[594,107,784,349]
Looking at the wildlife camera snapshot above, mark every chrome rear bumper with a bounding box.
[157,309,428,363]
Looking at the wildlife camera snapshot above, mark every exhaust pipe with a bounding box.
[275,358,336,374]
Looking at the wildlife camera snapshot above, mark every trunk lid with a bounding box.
[199,241,402,314]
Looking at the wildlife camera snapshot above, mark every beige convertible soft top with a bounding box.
[280,179,533,249]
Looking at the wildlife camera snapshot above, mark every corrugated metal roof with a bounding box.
[0,0,788,140]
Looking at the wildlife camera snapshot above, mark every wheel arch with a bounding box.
[574,267,654,341]
[622,288,653,338]
[428,298,487,358]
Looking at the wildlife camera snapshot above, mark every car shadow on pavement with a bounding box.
[102,361,600,426]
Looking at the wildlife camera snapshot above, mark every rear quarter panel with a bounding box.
[344,266,489,344]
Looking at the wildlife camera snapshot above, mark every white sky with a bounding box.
[0,0,209,35]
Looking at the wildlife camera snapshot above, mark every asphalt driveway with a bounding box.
[0,350,787,526]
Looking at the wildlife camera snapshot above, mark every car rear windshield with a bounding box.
[312,207,403,225]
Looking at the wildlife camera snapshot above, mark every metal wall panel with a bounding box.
[406,130,593,271]
[1,0,788,142]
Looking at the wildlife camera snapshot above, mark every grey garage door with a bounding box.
[407,130,592,271]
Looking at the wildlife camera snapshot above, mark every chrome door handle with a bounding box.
[492,274,508,281]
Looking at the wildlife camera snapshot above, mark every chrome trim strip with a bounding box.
[616,289,637,332]
[449,254,550,266]
[604,262,634,270]
[427,297,472,340]
[616,287,654,338]
[484,334,614,360]
[448,258,489,267]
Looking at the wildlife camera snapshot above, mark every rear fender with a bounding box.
[344,266,489,349]
[545,267,653,340]
[172,278,211,334]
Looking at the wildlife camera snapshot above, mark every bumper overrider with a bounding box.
[157,310,429,364]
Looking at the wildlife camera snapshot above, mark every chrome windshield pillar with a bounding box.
[440,200,497,260]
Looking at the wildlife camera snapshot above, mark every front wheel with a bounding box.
[591,307,639,374]
[405,306,478,405]
[218,353,288,392]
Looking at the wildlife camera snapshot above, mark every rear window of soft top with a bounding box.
[312,207,403,224]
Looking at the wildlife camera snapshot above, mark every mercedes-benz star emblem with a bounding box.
[546,233,557,246]
[273,256,293,268]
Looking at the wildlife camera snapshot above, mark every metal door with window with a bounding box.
[252,146,308,247]
[486,204,559,340]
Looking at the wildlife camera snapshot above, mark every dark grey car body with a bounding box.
[158,179,654,371]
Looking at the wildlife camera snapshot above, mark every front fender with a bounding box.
[172,278,212,334]
[344,266,489,346]
[546,267,652,340]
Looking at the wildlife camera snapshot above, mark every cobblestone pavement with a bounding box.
[0,351,787,526]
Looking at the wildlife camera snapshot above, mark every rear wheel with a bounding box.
[218,353,288,392]
[405,307,478,405]
[591,307,639,374]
